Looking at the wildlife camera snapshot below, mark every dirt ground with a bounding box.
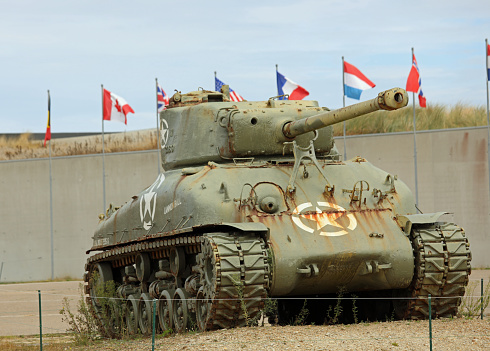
[0,271,489,350]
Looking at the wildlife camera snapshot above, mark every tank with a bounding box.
[84,86,471,335]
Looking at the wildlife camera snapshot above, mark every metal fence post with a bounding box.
[429,294,432,351]
[481,278,484,320]
[38,290,43,351]
[152,298,157,351]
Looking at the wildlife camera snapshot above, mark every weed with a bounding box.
[159,328,174,338]
[458,280,490,318]
[230,273,262,327]
[351,294,359,324]
[293,300,309,326]
[60,273,128,345]
[262,298,278,326]
[331,287,345,324]
[59,284,100,345]
[392,341,399,346]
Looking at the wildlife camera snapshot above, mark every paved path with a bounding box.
[0,270,489,337]
[0,281,81,336]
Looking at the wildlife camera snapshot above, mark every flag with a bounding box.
[157,84,169,112]
[343,61,375,100]
[276,71,309,100]
[406,53,427,108]
[487,43,490,81]
[215,77,244,102]
[103,89,135,124]
[43,91,51,147]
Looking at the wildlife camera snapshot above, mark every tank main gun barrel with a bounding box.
[282,87,408,139]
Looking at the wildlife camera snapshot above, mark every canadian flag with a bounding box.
[103,89,135,124]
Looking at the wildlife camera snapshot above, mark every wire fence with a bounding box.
[0,279,489,350]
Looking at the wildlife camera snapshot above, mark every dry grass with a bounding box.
[0,131,158,161]
[332,103,488,136]
[1,104,487,161]
[0,335,74,351]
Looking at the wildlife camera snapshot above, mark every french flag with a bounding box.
[343,61,375,100]
[487,44,490,81]
[276,71,309,100]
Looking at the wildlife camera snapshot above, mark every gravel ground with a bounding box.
[124,319,490,351]
[1,273,490,350]
[2,318,489,350]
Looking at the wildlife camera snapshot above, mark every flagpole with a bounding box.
[101,84,106,215]
[485,38,490,204]
[411,47,419,210]
[47,90,54,280]
[155,78,161,175]
[342,56,347,161]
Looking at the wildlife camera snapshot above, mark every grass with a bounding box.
[1,103,488,161]
[0,130,158,161]
[332,103,488,136]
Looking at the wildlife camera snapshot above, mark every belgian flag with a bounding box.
[44,90,51,147]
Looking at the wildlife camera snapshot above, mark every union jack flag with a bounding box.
[406,53,427,108]
[157,84,169,112]
[215,77,244,102]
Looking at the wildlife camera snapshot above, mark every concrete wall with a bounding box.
[0,127,488,282]
[0,150,160,282]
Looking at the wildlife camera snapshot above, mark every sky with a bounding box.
[2,0,490,134]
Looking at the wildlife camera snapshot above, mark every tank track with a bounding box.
[197,233,270,329]
[84,231,269,332]
[398,222,471,319]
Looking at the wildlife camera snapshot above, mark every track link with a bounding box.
[198,233,270,329]
[402,222,471,319]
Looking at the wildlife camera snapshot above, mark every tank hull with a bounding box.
[91,158,416,297]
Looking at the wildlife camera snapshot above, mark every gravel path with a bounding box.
[3,318,489,350]
[130,319,490,351]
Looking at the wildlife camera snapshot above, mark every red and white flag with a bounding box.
[103,89,135,124]
[406,53,427,108]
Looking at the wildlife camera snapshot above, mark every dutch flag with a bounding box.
[343,61,375,100]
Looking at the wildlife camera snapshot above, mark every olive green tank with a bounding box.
[84,86,471,335]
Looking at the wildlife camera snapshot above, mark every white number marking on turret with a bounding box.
[291,202,357,236]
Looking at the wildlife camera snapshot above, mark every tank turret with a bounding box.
[160,87,407,170]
